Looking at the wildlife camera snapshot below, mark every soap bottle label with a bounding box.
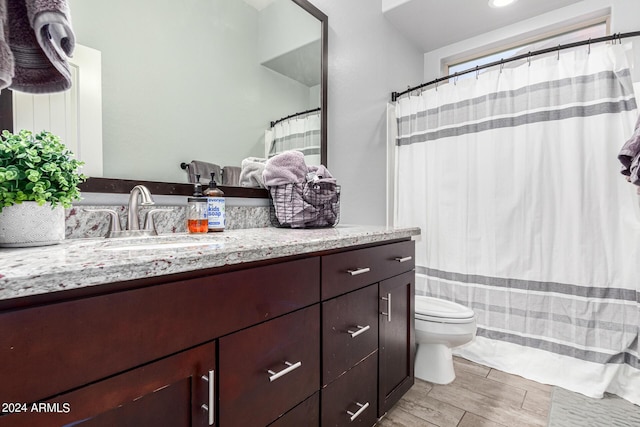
[207,197,225,230]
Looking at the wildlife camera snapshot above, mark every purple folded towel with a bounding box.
[0,0,14,89]
[263,150,308,187]
[619,116,640,186]
[8,0,75,93]
[307,164,333,180]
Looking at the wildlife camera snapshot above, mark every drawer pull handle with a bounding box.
[346,402,370,421]
[347,324,371,338]
[347,267,370,276]
[381,293,392,322]
[395,256,413,263]
[201,370,214,425]
[268,361,302,382]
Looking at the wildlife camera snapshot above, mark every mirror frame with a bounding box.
[0,0,328,199]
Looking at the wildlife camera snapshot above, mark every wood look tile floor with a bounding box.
[377,357,552,427]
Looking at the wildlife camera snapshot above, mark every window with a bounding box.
[446,19,609,81]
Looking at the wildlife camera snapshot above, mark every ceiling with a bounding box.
[383,0,586,53]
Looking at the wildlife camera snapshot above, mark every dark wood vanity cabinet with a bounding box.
[0,238,414,427]
[320,240,415,425]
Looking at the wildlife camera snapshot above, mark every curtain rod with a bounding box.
[391,31,640,102]
[270,107,321,128]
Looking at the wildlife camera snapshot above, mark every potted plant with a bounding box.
[0,129,86,247]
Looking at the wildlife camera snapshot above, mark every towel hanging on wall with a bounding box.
[0,0,14,90]
[6,0,75,93]
[619,115,640,186]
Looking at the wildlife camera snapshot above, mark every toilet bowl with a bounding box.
[414,296,476,384]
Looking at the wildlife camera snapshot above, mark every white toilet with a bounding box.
[414,295,477,384]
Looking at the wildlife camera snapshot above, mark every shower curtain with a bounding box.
[265,110,321,165]
[394,43,640,404]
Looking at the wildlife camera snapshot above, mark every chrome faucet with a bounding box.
[127,185,155,230]
[84,184,172,238]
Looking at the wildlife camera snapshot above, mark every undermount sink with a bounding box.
[97,234,224,252]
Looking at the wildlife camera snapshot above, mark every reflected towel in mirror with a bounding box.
[222,166,240,186]
[186,160,221,184]
[239,157,266,188]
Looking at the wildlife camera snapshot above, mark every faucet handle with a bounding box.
[143,208,174,233]
[83,209,122,234]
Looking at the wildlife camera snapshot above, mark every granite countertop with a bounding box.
[0,225,420,301]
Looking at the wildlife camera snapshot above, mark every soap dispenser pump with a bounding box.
[204,172,225,232]
[187,174,208,233]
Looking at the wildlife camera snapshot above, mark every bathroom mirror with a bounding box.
[0,0,328,198]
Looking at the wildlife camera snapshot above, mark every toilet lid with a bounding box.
[415,296,474,320]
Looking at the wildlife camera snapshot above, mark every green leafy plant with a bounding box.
[0,129,86,212]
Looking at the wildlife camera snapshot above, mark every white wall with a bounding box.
[308,0,423,225]
[424,0,640,83]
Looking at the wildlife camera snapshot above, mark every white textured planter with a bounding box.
[0,202,65,247]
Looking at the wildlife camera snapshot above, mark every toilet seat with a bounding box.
[415,296,475,324]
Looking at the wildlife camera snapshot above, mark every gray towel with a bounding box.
[186,160,221,184]
[8,0,74,94]
[222,166,241,186]
[619,115,640,186]
[0,0,14,89]
[239,157,266,188]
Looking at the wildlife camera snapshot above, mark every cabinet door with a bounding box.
[0,341,216,427]
[378,270,415,417]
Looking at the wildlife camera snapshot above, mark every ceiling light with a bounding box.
[488,0,518,8]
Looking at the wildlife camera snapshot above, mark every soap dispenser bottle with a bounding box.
[204,172,225,232]
[187,175,208,234]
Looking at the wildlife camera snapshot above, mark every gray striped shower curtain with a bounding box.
[394,43,640,404]
[266,111,321,165]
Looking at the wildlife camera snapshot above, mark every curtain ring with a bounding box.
[407,85,411,98]
[500,59,504,73]
[454,72,458,85]
[619,32,623,44]
[557,44,561,60]
[588,38,591,54]
[435,80,438,91]
[528,51,531,66]
[475,65,479,80]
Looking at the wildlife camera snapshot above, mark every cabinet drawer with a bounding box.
[219,305,320,427]
[0,257,319,404]
[322,240,414,300]
[269,391,319,427]
[321,351,378,427]
[322,285,378,385]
